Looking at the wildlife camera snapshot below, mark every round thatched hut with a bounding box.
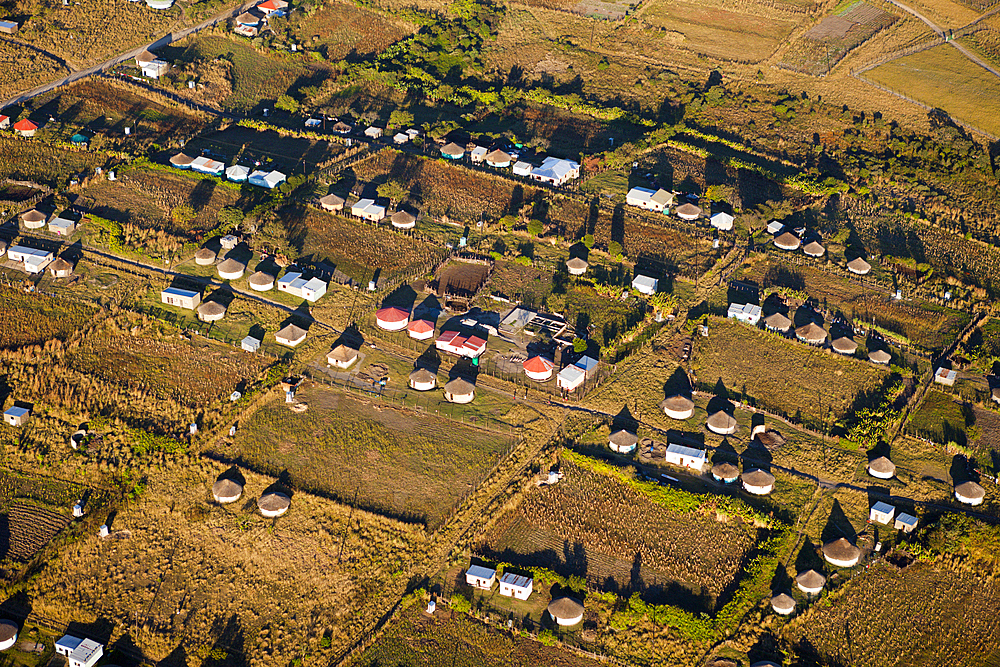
[0,620,18,650]
[831,337,858,355]
[566,257,589,276]
[711,462,739,484]
[197,301,227,322]
[802,241,825,257]
[774,232,801,251]
[955,480,986,506]
[795,569,826,595]
[771,592,795,615]
[20,209,47,229]
[868,349,891,365]
[822,537,861,567]
[609,429,638,454]
[742,469,775,495]
[212,478,243,504]
[547,597,584,626]
[409,368,437,391]
[763,312,791,333]
[660,395,695,420]
[249,271,275,291]
[706,410,737,435]
[319,194,345,212]
[258,491,291,518]
[48,257,74,278]
[867,456,896,479]
[675,203,702,220]
[795,322,828,345]
[217,258,246,280]
[847,257,872,275]
[444,377,475,403]
[390,210,417,229]
[194,248,216,266]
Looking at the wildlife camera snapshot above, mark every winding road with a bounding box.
[0,0,257,110]
[886,0,1000,79]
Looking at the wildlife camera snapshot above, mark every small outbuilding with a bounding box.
[822,537,861,567]
[275,324,307,347]
[566,257,589,275]
[894,513,918,533]
[242,335,261,353]
[802,241,825,257]
[276,273,327,301]
[409,368,437,391]
[710,211,734,231]
[609,429,638,454]
[742,469,775,495]
[660,394,695,420]
[711,462,739,483]
[869,501,895,524]
[847,257,872,275]
[795,570,826,595]
[556,365,586,392]
[934,367,957,386]
[48,257,74,278]
[547,597,584,626]
[2,407,29,427]
[249,271,275,291]
[0,620,17,650]
[774,232,801,251]
[523,355,554,381]
[376,306,410,331]
[196,301,227,323]
[444,377,476,404]
[795,322,828,345]
[327,344,358,369]
[194,248,216,265]
[407,319,435,340]
[675,203,702,220]
[390,210,416,229]
[831,337,858,356]
[763,312,792,333]
[465,564,496,589]
[771,592,795,615]
[868,349,891,365]
[212,478,243,504]
[665,442,706,470]
[217,258,245,280]
[631,274,658,295]
[258,491,290,518]
[867,456,896,479]
[954,480,986,506]
[499,572,533,600]
[706,410,737,435]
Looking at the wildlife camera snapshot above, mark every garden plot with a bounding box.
[289,0,416,61]
[215,387,517,528]
[0,138,107,188]
[778,1,898,75]
[0,287,96,349]
[477,460,758,612]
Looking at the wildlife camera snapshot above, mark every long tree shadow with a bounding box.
[820,500,857,544]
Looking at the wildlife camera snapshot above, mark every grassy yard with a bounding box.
[0,41,69,100]
[215,386,518,528]
[908,388,969,446]
[866,43,1000,136]
[288,0,415,61]
[0,286,96,349]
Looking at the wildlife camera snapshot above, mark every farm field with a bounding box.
[0,41,69,100]
[0,502,72,563]
[689,317,889,423]
[281,207,447,282]
[865,43,1000,136]
[778,1,898,75]
[354,604,604,667]
[25,461,423,665]
[477,460,759,612]
[214,387,517,528]
[783,561,1000,666]
[638,0,814,64]
[288,0,416,61]
[0,287,96,349]
[907,388,968,445]
[0,138,108,188]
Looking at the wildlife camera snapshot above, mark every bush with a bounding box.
[449,593,471,613]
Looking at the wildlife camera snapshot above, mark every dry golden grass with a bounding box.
[0,41,69,100]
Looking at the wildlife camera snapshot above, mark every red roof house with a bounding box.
[407,319,435,340]
[523,355,554,381]
[375,306,409,331]
[12,119,38,137]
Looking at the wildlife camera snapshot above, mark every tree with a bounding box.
[573,337,587,353]
[217,206,245,231]
[527,219,543,237]
[171,205,196,224]
[376,179,409,207]
[275,94,299,114]
[388,109,413,128]
[583,233,594,249]
[608,240,623,258]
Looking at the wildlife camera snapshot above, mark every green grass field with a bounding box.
[866,44,1000,136]
[908,388,968,445]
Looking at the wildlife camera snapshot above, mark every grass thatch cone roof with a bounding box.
[823,537,860,563]
[319,193,345,209]
[955,480,986,501]
[409,368,436,384]
[867,456,896,476]
[391,210,416,226]
[831,337,858,354]
[712,462,739,480]
[763,312,791,331]
[277,323,307,340]
[258,492,290,512]
[547,596,584,619]
[660,394,694,413]
[802,241,825,257]
[706,411,737,432]
[774,232,801,250]
[197,301,227,317]
[212,478,243,502]
[49,257,73,272]
[742,469,775,487]
[847,257,872,274]
[868,349,891,364]
[795,322,827,344]
[609,429,638,447]
[444,377,475,394]
[195,247,216,262]
[676,202,702,217]
[217,258,245,273]
[771,592,796,613]
[249,271,275,287]
[21,209,46,223]
[796,569,827,590]
[0,620,17,642]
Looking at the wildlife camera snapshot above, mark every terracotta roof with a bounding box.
[712,462,739,480]
[847,257,871,274]
[609,429,638,447]
[12,119,37,131]
[774,232,801,250]
[823,537,860,562]
[523,356,554,374]
[376,306,409,323]
[407,319,435,334]
[868,456,896,475]
[547,596,584,618]
[742,469,775,487]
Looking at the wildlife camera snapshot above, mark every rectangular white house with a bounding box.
[139,58,169,78]
[530,156,580,186]
[469,146,487,163]
[55,636,103,667]
[364,126,383,139]
[161,287,201,310]
[248,169,286,189]
[894,512,918,533]
[665,442,706,470]
[512,161,533,176]
[498,572,533,600]
[190,156,225,176]
[276,272,328,302]
[727,302,762,326]
[465,564,496,590]
[631,274,658,295]
[8,245,54,273]
[626,187,674,212]
[934,367,957,386]
[49,215,77,236]
[557,364,586,392]
[351,198,386,222]
[241,335,261,352]
[3,406,29,427]
[869,501,895,525]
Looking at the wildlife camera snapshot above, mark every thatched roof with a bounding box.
[774,232,800,250]
[795,322,827,344]
[660,395,694,412]
[49,257,73,273]
[823,537,860,562]
[212,478,243,498]
[755,430,786,450]
[319,193,345,209]
[547,596,584,619]
[136,49,158,64]
[796,569,826,590]
[218,258,245,274]
[249,271,274,286]
[328,344,357,363]
[742,469,774,487]
[485,149,511,164]
[847,257,872,274]
[409,368,436,384]
[706,411,737,431]
[566,257,589,271]
[763,312,791,331]
[197,301,227,317]
[276,323,307,340]
[955,480,986,501]
[0,620,16,642]
[441,142,464,156]
[831,337,858,354]
[771,592,796,612]
[195,248,216,262]
[170,152,195,167]
[869,349,891,364]
[712,462,739,480]
[444,377,475,394]
[609,429,638,447]
[675,203,702,217]
[802,241,825,257]
[391,210,416,226]
[868,456,895,475]
[20,209,46,223]
[258,492,290,512]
